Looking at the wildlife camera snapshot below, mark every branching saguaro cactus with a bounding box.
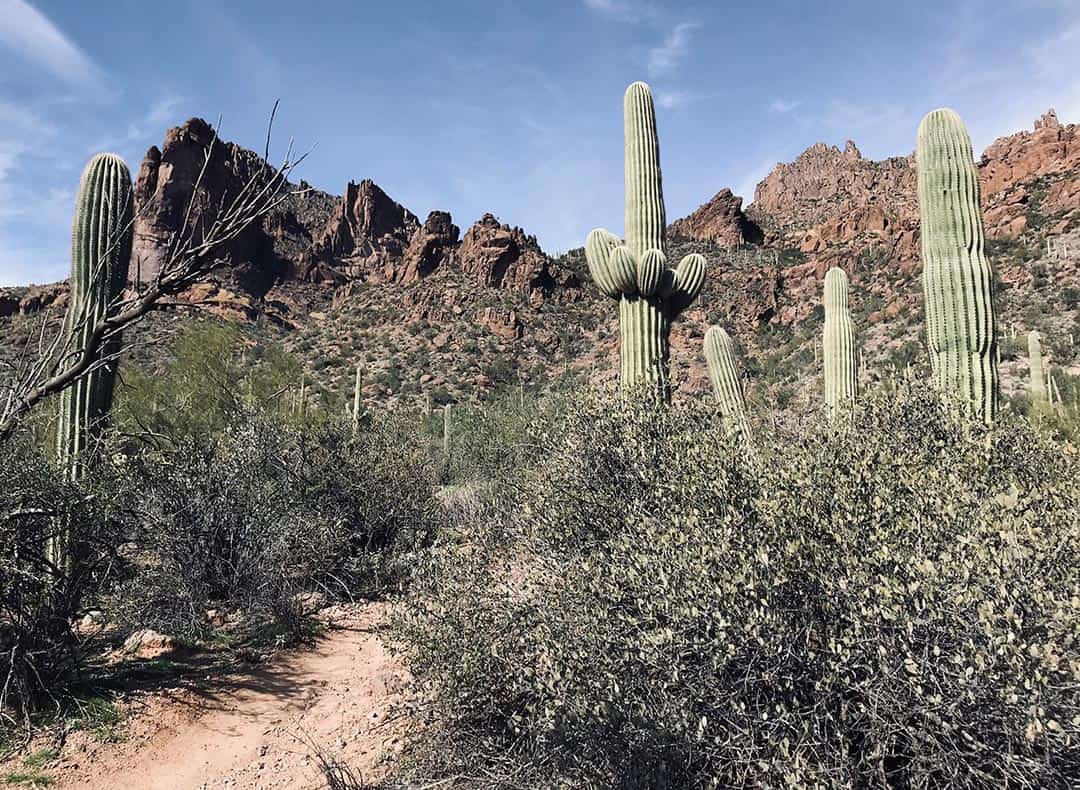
[823,267,858,417]
[586,82,707,399]
[704,326,750,440]
[1028,330,1047,401]
[56,153,133,478]
[916,108,999,423]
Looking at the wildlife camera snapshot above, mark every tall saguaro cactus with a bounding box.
[823,267,858,416]
[585,82,707,399]
[56,153,134,478]
[1028,330,1047,401]
[916,108,999,422]
[704,326,749,440]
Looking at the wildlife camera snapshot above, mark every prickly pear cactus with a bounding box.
[704,326,749,439]
[823,267,858,416]
[585,82,707,399]
[916,108,999,423]
[56,153,133,477]
[1028,330,1047,401]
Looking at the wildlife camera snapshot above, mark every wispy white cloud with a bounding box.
[88,94,186,154]
[922,1,1080,152]
[656,90,695,109]
[647,21,700,76]
[144,95,185,127]
[0,98,60,217]
[0,0,104,91]
[1024,18,1080,123]
[581,0,656,23]
[817,99,908,134]
[769,98,801,114]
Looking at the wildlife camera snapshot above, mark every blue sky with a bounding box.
[1,0,1079,286]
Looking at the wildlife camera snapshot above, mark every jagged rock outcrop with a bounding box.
[298,179,431,284]
[728,108,1079,328]
[751,140,917,240]
[458,214,554,296]
[978,109,1080,239]
[312,179,420,262]
[981,110,1079,196]
[129,119,560,303]
[476,306,522,339]
[669,188,763,246]
[132,118,338,296]
[0,283,69,317]
[750,109,1080,259]
[399,211,460,284]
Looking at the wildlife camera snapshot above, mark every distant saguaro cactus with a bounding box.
[443,403,451,458]
[704,326,749,440]
[585,82,706,399]
[822,267,858,417]
[1028,331,1047,402]
[916,108,999,422]
[352,364,364,434]
[56,153,133,479]
[1049,373,1063,407]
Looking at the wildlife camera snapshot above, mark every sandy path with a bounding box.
[43,602,412,790]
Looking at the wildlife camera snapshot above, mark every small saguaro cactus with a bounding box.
[704,326,750,440]
[916,108,999,423]
[56,153,134,479]
[1028,331,1047,401]
[822,267,858,416]
[351,363,364,434]
[585,82,707,399]
[442,403,451,457]
[1049,373,1063,407]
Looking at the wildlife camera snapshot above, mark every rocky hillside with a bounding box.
[2,110,1078,413]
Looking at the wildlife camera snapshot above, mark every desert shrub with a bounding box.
[998,332,1027,361]
[440,387,568,489]
[111,408,440,641]
[1008,371,1080,444]
[114,321,302,443]
[393,385,1080,789]
[0,437,127,722]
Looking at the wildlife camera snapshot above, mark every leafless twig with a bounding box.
[0,106,308,443]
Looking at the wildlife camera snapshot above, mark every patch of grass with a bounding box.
[66,696,122,743]
[3,772,53,787]
[19,750,57,770]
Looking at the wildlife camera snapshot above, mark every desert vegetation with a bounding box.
[0,78,1078,790]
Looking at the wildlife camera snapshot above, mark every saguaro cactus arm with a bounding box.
[916,108,999,422]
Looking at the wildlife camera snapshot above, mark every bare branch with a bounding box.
[0,110,309,443]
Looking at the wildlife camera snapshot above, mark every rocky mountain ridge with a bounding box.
[2,109,1078,409]
[127,118,578,320]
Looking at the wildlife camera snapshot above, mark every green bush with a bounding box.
[114,321,302,444]
[110,408,440,641]
[438,387,569,489]
[393,386,1080,789]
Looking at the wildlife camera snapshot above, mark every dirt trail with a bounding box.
[40,602,411,790]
